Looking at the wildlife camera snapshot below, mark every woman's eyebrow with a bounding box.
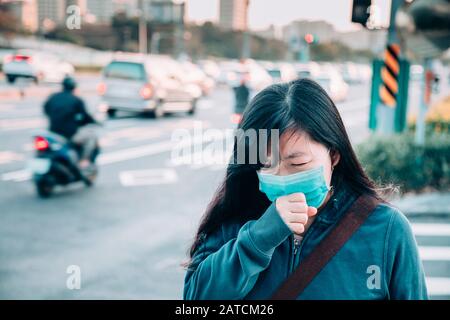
[283,151,309,159]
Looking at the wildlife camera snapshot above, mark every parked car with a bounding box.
[340,62,372,84]
[314,71,349,102]
[261,62,297,84]
[179,61,215,96]
[3,50,74,84]
[98,54,199,118]
[197,59,221,81]
[217,60,242,86]
[295,62,321,80]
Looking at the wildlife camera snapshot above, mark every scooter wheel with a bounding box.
[83,168,98,187]
[36,180,53,198]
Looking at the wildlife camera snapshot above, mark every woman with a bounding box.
[183,78,428,300]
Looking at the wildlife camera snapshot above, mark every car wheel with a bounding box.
[107,109,117,118]
[144,103,164,119]
[154,103,165,118]
[188,99,197,115]
[6,75,16,84]
[82,167,98,187]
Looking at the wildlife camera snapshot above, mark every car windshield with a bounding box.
[104,61,146,80]
[268,69,282,78]
[297,70,311,78]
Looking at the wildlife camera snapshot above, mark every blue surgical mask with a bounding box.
[257,165,330,208]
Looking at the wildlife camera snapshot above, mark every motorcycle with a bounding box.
[28,131,99,198]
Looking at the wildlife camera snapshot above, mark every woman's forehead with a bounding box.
[267,130,318,158]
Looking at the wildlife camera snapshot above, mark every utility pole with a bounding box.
[151,32,161,54]
[241,0,251,60]
[241,31,250,59]
[375,0,403,135]
[138,0,147,54]
[415,58,432,145]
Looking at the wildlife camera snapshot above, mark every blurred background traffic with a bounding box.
[0,0,449,299]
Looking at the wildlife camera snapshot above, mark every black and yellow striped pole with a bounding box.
[379,43,400,108]
[368,0,410,134]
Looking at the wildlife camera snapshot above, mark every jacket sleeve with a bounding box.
[385,209,428,300]
[75,98,96,126]
[183,202,292,300]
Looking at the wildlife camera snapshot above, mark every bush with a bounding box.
[356,132,450,193]
[408,95,450,134]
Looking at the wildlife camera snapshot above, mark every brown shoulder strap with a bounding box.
[271,194,382,300]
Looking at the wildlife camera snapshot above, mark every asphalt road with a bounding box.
[0,74,448,299]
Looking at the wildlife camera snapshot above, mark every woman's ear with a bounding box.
[331,150,341,168]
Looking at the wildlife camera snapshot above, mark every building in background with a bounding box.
[283,20,336,45]
[143,0,185,23]
[84,0,138,24]
[252,24,282,40]
[66,0,87,15]
[337,28,387,54]
[37,0,66,30]
[219,0,249,31]
[86,0,117,23]
[1,0,39,32]
[283,19,387,55]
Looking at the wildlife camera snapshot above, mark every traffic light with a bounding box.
[351,0,371,27]
[304,34,314,44]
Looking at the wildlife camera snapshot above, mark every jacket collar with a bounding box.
[315,182,359,225]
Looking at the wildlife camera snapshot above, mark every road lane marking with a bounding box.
[97,140,176,165]
[419,246,450,261]
[412,223,450,237]
[119,169,178,186]
[0,104,16,112]
[0,118,46,131]
[1,169,31,182]
[426,277,450,296]
[0,151,24,165]
[1,132,224,182]
[167,146,232,170]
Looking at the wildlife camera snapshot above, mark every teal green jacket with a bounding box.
[183,184,428,300]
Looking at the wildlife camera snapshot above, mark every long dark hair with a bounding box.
[186,78,381,265]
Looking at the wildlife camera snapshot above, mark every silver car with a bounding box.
[98,55,200,118]
[3,50,74,84]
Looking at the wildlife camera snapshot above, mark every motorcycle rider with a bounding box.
[43,76,99,168]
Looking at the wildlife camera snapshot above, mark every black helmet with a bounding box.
[62,76,77,91]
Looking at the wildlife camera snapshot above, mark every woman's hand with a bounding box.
[275,193,318,236]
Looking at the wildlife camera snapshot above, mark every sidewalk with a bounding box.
[392,191,450,217]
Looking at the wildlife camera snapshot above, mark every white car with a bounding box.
[314,72,349,102]
[262,62,297,84]
[295,62,322,80]
[3,50,74,84]
[197,59,221,81]
[179,61,215,96]
[98,54,200,118]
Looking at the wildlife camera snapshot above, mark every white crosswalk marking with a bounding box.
[419,246,450,261]
[119,169,178,186]
[425,277,450,296]
[412,223,450,237]
[412,223,450,298]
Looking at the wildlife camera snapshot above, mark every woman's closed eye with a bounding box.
[292,162,309,166]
